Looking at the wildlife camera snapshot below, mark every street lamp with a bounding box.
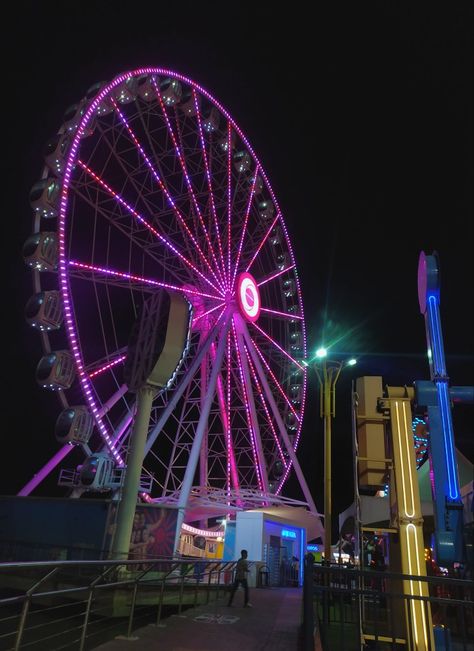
[309,349,357,564]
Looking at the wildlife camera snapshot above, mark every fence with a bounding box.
[303,557,474,650]
[0,557,236,651]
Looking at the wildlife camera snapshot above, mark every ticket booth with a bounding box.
[223,506,321,587]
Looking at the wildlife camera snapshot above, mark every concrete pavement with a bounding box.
[93,586,303,651]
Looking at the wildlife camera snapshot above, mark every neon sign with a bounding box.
[282,529,296,539]
[236,272,261,322]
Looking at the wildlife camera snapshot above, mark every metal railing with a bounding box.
[0,557,236,651]
[303,558,474,650]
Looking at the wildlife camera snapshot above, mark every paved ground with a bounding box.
[93,587,303,651]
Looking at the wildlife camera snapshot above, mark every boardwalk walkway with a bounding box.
[93,586,303,651]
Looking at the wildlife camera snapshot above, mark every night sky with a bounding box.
[3,3,473,527]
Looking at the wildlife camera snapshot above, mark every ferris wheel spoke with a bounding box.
[192,302,226,327]
[230,166,259,292]
[148,80,227,289]
[87,351,127,378]
[68,260,223,301]
[232,319,269,493]
[250,321,305,371]
[68,181,195,290]
[111,100,225,293]
[193,89,227,284]
[249,336,301,423]
[259,307,303,321]
[257,264,296,288]
[243,345,287,468]
[244,214,280,272]
[77,160,223,296]
[227,123,233,285]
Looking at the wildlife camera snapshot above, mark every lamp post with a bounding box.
[310,348,357,564]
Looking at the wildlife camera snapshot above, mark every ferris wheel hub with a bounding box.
[236,272,261,323]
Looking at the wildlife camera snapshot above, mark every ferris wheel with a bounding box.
[22,68,320,527]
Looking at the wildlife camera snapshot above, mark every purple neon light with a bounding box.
[260,307,303,321]
[227,123,233,285]
[245,214,280,272]
[231,167,259,292]
[193,89,227,286]
[111,99,225,295]
[192,302,226,326]
[151,79,227,290]
[69,260,222,301]
[244,344,287,466]
[89,355,126,378]
[251,322,305,371]
[226,330,231,498]
[251,335,301,422]
[232,319,263,491]
[257,264,296,287]
[56,67,306,493]
[77,160,222,296]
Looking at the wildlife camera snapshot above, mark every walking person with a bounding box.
[227,549,252,607]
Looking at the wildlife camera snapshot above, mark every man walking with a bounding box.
[227,549,252,607]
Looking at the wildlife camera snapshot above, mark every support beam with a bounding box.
[236,313,324,539]
[234,320,270,493]
[173,313,232,553]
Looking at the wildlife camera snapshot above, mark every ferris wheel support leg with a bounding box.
[199,337,209,527]
[110,384,155,560]
[18,445,74,496]
[173,313,232,555]
[234,324,270,494]
[144,317,224,457]
[239,316,324,540]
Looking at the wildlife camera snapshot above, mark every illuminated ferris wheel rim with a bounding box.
[27,66,312,505]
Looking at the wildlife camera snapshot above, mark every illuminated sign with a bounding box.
[236,272,261,322]
[307,544,319,552]
[282,529,296,539]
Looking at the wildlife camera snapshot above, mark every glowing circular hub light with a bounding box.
[236,272,260,322]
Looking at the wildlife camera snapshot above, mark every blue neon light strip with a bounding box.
[427,295,459,500]
[437,381,459,499]
[300,531,304,585]
[428,296,446,376]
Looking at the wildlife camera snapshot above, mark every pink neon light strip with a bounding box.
[251,322,305,371]
[193,89,227,285]
[192,302,226,325]
[231,167,259,292]
[227,122,232,287]
[244,345,287,466]
[251,337,301,422]
[151,79,227,290]
[182,523,224,537]
[232,319,263,491]
[245,214,280,272]
[226,330,231,498]
[211,341,228,433]
[89,354,126,378]
[111,99,225,294]
[260,307,303,321]
[210,337,239,496]
[69,260,222,301]
[77,160,222,296]
[257,264,296,287]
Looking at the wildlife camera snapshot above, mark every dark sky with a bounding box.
[3,3,473,524]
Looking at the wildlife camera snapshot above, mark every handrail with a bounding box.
[0,556,237,650]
